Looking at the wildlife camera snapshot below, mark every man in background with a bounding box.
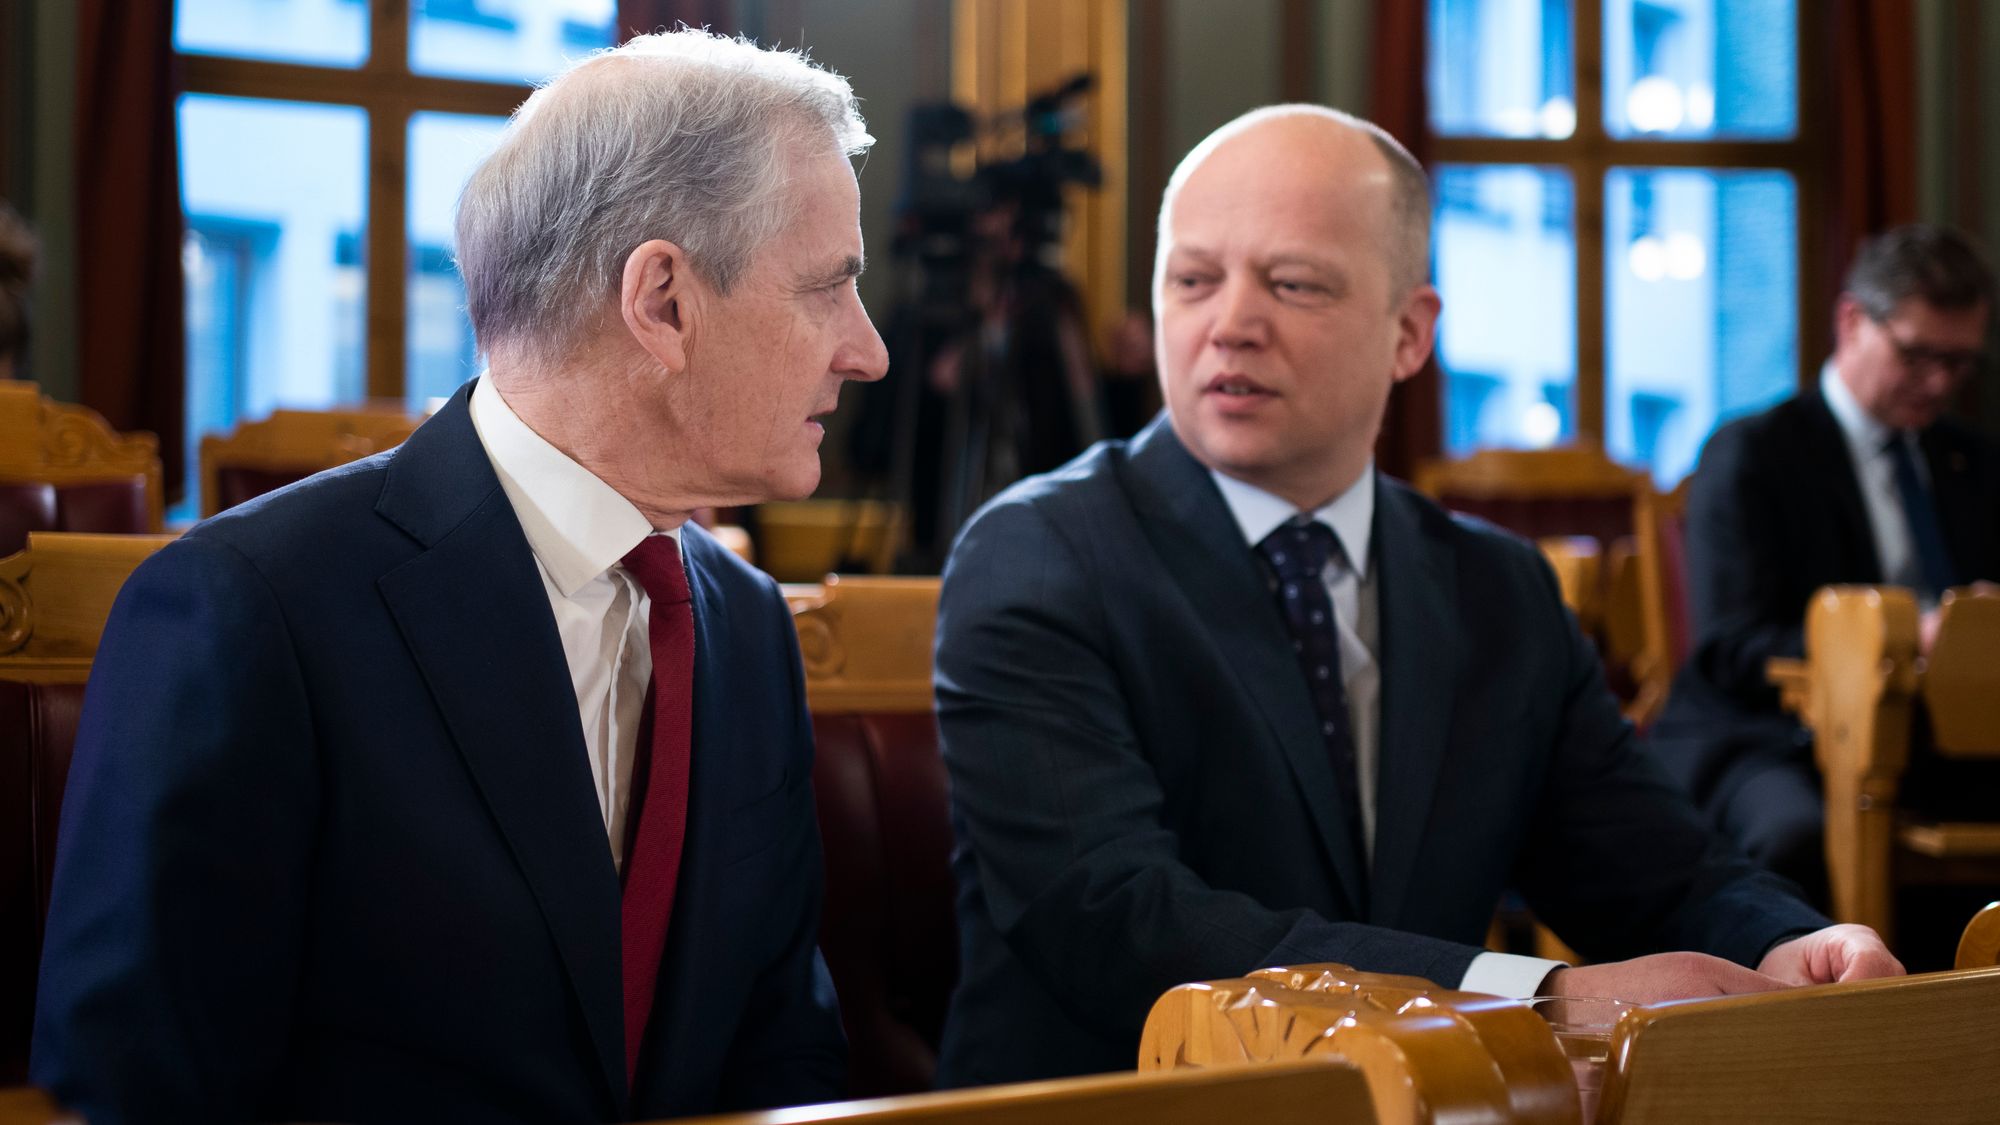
[35,30,886,1123]
[932,104,1899,1089]
[1655,224,2000,915]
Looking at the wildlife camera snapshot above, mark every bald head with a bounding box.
[1157,106,1431,299]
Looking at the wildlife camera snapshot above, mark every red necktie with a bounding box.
[617,534,695,1085]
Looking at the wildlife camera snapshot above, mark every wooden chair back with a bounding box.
[0,381,164,554]
[675,1060,1376,1124]
[1537,537,1604,635]
[1598,967,2000,1124]
[199,406,423,517]
[791,576,953,1097]
[1416,447,1672,726]
[0,532,174,683]
[1957,902,2000,969]
[1139,964,1577,1124]
[1769,584,2000,945]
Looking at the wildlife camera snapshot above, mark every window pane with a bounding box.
[180,95,368,518]
[1606,168,1797,483]
[1434,165,1578,454]
[411,0,618,83]
[408,112,508,411]
[1604,0,1796,139]
[174,0,368,68]
[1428,0,1576,138]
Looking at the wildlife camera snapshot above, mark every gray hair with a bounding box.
[456,29,872,361]
[1157,104,1432,299]
[1843,223,1996,321]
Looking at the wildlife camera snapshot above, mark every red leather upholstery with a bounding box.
[1433,493,1634,549]
[810,712,956,1097]
[0,680,86,1083]
[213,466,312,514]
[0,476,151,557]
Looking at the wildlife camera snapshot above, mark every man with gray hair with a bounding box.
[34,30,885,1123]
[933,104,1899,1088]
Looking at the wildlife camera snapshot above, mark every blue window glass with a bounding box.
[411,0,618,84]
[1429,0,1576,138]
[178,94,368,519]
[174,0,369,68]
[407,112,511,411]
[1605,168,1797,482]
[1434,165,1578,454]
[1604,0,1797,139]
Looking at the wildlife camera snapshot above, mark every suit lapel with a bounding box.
[1367,481,1457,930]
[1802,393,1885,580]
[1121,417,1369,916]
[373,386,628,1108]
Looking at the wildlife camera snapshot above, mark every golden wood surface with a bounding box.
[0,1088,75,1125]
[0,531,174,681]
[1956,902,2000,969]
[1772,585,2000,940]
[1138,964,1578,1125]
[1537,536,1604,633]
[1598,967,2000,1124]
[754,501,905,582]
[670,1060,1372,1124]
[198,406,424,517]
[0,381,164,532]
[790,575,940,713]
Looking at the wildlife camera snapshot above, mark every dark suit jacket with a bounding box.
[1655,391,2000,801]
[932,416,1826,1088]
[31,383,843,1124]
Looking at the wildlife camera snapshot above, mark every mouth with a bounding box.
[1204,373,1276,400]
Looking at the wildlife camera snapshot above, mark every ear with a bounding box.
[620,238,696,374]
[1833,293,1868,353]
[1389,284,1442,385]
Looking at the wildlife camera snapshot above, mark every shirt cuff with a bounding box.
[1458,951,1567,998]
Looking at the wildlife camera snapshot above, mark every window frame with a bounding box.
[178,0,528,401]
[1428,0,1827,451]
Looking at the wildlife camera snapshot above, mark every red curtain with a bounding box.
[1366,0,1440,481]
[73,0,184,497]
[1822,0,1919,317]
[618,0,739,40]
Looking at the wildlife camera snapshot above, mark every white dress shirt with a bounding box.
[1210,465,1558,998]
[469,376,681,871]
[1822,362,1925,596]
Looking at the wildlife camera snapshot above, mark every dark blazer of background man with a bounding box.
[933,105,1900,1090]
[33,31,888,1125]
[1655,224,2000,905]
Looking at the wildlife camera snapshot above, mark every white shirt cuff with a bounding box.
[1458,951,1566,998]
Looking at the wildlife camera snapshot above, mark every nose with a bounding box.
[839,300,891,383]
[1209,275,1268,351]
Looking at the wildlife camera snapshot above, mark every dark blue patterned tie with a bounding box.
[1885,434,1957,599]
[1258,518,1368,887]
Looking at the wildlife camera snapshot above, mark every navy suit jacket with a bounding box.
[932,416,1826,1088]
[32,383,843,1124]
[1655,392,2000,800]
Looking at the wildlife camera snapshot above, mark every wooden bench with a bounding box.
[1597,966,2000,1123]
[1139,963,1577,1124]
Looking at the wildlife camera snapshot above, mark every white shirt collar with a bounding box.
[1210,465,1375,579]
[468,375,672,598]
[1822,359,1896,454]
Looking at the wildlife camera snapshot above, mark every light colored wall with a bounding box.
[1317,0,1374,115]
[1163,0,1281,170]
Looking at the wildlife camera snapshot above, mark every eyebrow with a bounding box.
[798,254,865,290]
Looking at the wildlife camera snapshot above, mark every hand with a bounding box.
[1540,952,1789,1006]
[1757,923,1905,986]
[1920,607,1942,657]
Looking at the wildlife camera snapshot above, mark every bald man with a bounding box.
[930,106,1900,1088]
